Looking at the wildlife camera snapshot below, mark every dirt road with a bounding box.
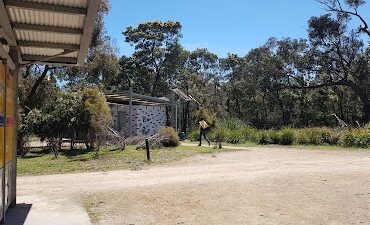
[10,146,370,225]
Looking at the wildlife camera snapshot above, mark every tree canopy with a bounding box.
[19,0,370,141]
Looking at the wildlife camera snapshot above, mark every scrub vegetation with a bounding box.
[189,118,370,149]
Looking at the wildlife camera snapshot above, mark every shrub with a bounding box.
[157,126,180,147]
[268,130,281,144]
[306,128,323,145]
[246,128,261,143]
[341,130,357,147]
[340,129,370,148]
[259,133,271,145]
[188,130,200,142]
[296,128,340,146]
[279,128,295,145]
[241,127,258,142]
[213,128,227,148]
[225,129,244,144]
[296,130,309,145]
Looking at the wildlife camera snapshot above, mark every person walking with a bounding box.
[199,119,211,146]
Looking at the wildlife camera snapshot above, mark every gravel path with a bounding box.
[8,146,370,225]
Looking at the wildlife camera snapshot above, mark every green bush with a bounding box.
[158,126,180,147]
[258,133,271,145]
[188,130,200,142]
[296,130,309,145]
[241,127,260,142]
[225,129,244,144]
[268,130,281,144]
[213,128,226,142]
[189,124,370,149]
[279,128,295,145]
[306,128,323,145]
[340,129,370,148]
[296,128,340,146]
[250,130,262,143]
[213,128,227,148]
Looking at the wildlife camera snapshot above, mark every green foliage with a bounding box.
[195,107,216,127]
[123,20,183,96]
[19,87,112,152]
[188,130,200,142]
[213,128,227,148]
[225,129,244,144]
[295,128,340,145]
[258,133,271,145]
[188,124,370,149]
[340,129,370,148]
[241,127,261,143]
[279,128,296,145]
[158,126,180,147]
[82,87,112,133]
[267,130,281,144]
[306,128,323,145]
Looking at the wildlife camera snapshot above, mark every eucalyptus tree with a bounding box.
[123,20,183,96]
[303,12,370,122]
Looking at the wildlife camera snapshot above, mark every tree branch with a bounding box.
[24,65,51,113]
[318,0,370,37]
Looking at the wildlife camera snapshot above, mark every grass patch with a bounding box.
[18,141,365,176]
[17,144,239,176]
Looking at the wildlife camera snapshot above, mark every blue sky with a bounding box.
[104,0,366,58]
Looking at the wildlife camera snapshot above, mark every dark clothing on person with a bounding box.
[199,127,210,146]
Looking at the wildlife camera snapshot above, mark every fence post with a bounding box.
[145,138,150,162]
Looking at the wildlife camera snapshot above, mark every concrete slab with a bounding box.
[5,195,91,225]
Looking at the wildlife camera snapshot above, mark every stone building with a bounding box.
[106,92,172,136]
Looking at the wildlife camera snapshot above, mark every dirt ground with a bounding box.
[15,146,370,225]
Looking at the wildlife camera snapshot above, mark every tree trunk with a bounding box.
[23,65,50,113]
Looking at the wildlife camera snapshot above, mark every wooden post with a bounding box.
[9,46,20,209]
[145,138,150,162]
[9,56,19,209]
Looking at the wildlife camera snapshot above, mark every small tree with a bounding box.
[82,87,112,151]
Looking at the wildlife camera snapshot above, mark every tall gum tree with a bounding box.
[284,0,370,122]
[123,20,183,96]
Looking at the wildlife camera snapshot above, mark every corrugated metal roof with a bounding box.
[8,7,85,29]
[23,0,89,8]
[0,0,100,66]
[15,30,81,44]
[20,47,78,57]
[106,92,172,107]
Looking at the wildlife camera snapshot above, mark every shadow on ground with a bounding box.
[5,204,32,225]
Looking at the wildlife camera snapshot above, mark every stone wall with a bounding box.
[111,105,167,136]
